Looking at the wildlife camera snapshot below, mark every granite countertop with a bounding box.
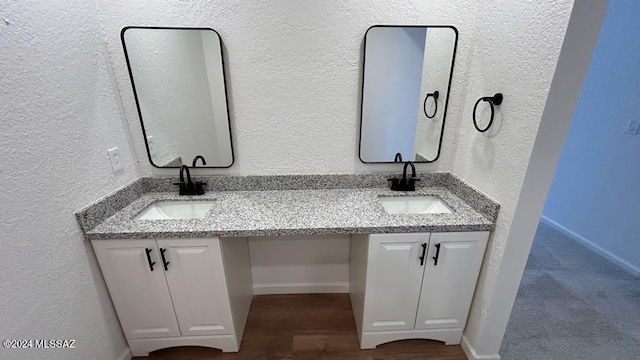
[85,186,495,240]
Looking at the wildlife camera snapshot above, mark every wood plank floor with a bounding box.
[135,294,467,359]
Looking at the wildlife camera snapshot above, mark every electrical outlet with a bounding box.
[107,147,123,172]
[147,136,155,155]
[624,119,639,135]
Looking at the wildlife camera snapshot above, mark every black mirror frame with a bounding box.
[358,24,459,164]
[120,26,235,169]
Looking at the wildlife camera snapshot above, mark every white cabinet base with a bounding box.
[93,237,253,356]
[359,328,463,349]
[128,334,239,357]
[350,232,489,350]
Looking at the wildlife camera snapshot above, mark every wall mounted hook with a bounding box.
[473,93,503,132]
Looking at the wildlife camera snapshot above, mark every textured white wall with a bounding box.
[543,0,640,275]
[1,0,584,359]
[447,0,604,358]
[485,2,610,358]
[100,3,577,356]
[0,1,139,360]
[248,236,350,293]
[96,0,485,176]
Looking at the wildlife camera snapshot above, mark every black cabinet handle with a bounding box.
[145,248,156,271]
[419,243,427,266]
[432,243,441,266]
[160,248,170,271]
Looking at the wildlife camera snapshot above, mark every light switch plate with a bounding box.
[624,119,639,135]
[108,147,123,172]
[147,136,155,155]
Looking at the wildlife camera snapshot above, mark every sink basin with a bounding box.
[135,201,215,220]
[378,196,452,214]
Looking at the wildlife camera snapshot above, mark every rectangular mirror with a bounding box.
[359,25,458,163]
[121,26,234,168]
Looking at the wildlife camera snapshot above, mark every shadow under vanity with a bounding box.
[79,25,502,357]
[76,173,498,356]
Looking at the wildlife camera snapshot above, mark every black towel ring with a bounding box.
[423,91,439,119]
[473,93,503,132]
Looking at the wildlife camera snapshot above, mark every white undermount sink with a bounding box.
[135,200,215,220]
[378,196,452,214]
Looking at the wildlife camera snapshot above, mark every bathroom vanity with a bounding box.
[77,173,498,357]
[92,237,251,356]
[350,231,488,349]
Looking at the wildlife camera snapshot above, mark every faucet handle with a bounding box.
[388,178,402,191]
[407,178,421,191]
[173,182,188,188]
[173,182,188,195]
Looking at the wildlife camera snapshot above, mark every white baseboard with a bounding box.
[540,216,640,278]
[117,347,132,360]
[461,335,501,360]
[252,282,349,295]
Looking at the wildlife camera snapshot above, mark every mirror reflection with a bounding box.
[122,27,234,168]
[359,26,457,163]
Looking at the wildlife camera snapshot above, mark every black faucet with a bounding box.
[394,152,403,163]
[388,161,421,191]
[192,155,206,167]
[174,165,207,195]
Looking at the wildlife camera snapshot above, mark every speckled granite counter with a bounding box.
[76,173,499,240]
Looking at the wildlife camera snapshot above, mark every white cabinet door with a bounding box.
[158,238,234,336]
[415,231,489,330]
[91,240,180,339]
[362,233,430,332]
